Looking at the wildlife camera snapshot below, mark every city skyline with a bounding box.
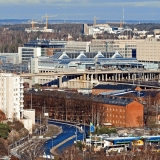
[0,0,160,20]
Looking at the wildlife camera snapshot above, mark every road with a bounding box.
[42,120,89,156]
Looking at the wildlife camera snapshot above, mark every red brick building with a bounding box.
[101,97,143,127]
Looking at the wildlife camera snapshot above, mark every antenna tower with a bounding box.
[123,6,124,25]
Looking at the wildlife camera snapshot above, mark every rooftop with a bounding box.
[93,84,136,90]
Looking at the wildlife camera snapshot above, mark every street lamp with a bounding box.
[52,136,54,148]
[82,111,86,142]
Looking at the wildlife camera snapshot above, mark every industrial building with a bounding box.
[24,90,143,128]
[29,51,141,74]
[102,96,143,127]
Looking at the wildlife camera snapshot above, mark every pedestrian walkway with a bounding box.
[50,135,76,155]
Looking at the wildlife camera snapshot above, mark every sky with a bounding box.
[0,0,160,21]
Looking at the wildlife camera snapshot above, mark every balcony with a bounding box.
[20,94,24,98]
[20,104,24,108]
[20,99,24,103]
[20,90,23,93]
[20,85,24,89]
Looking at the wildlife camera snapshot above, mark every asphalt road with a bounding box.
[42,120,89,156]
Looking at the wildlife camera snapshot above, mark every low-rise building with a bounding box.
[92,84,140,95]
[102,97,143,127]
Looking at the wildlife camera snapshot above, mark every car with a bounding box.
[151,145,160,152]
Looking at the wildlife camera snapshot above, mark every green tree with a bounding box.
[0,123,10,139]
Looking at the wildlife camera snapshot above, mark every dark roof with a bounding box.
[115,90,159,98]
[93,84,136,90]
[92,95,133,106]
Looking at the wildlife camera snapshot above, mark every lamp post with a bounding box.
[52,136,54,148]
[75,123,77,143]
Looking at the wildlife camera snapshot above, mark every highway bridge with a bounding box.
[20,69,160,89]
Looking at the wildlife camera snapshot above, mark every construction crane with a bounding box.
[42,14,57,29]
[28,20,41,29]
[93,16,99,26]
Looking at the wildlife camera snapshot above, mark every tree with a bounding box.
[0,123,10,139]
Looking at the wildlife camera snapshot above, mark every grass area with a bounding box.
[43,125,60,138]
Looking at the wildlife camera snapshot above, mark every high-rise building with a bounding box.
[0,73,24,120]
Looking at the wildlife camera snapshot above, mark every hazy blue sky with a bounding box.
[0,0,160,20]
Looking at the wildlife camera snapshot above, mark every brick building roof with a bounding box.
[93,84,136,90]
[92,95,133,106]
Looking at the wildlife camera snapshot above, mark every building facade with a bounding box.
[90,39,144,58]
[137,37,160,62]
[65,41,91,52]
[18,47,41,63]
[24,39,66,56]
[102,100,143,127]
[0,73,24,120]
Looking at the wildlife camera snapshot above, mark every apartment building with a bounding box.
[137,37,160,62]
[0,73,24,120]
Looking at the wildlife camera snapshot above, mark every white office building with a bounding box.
[65,41,91,52]
[18,47,41,63]
[0,73,24,120]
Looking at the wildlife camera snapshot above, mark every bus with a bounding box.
[105,144,130,155]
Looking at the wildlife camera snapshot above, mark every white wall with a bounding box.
[23,109,35,125]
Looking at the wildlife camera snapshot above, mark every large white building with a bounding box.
[18,47,41,63]
[0,73,24,120]
[65,41,91,52]
[137,37,160,62]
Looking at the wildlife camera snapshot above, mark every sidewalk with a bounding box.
[50,135,76,155]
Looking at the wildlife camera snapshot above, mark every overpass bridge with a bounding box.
[21,69,160,89]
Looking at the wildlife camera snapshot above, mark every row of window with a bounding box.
[107,108,125,112]
[107,114,125,118]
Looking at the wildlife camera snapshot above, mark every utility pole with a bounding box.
[40,114,41,136]
[31,93,32,109]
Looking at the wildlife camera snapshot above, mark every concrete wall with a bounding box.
[22,118,33,134]
[23,109,35,125]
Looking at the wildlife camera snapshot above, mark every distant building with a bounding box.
[83,23,112,36]
[92,84,139,95]
[0,53,20,64]
[65,41,91,52]
[137,37,160,62]
[102,97,143,127]
[24,39,66,56]
[25,27,54,33]
[18,47,41,63]
[0,73,24,120]
[90,39,143,58]
[90,39,107,52]
[154,29,160,35]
